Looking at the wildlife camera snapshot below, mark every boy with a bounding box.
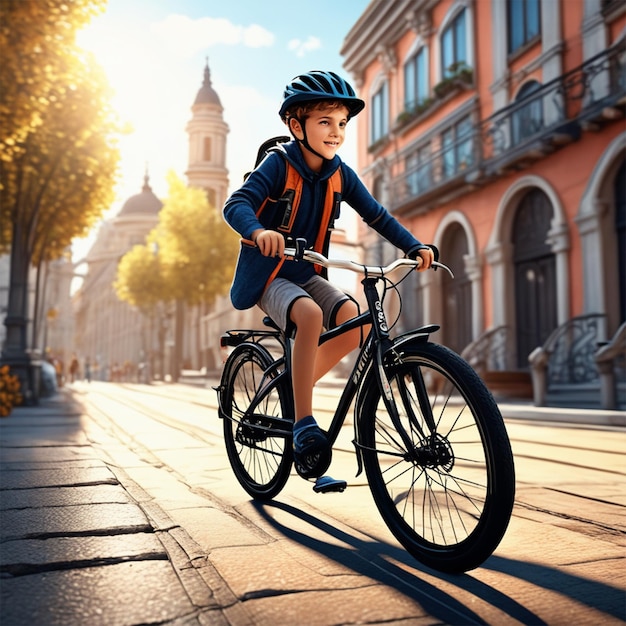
[223,70,434,474]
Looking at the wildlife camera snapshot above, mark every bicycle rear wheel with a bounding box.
[221,342,292,500]
[360,340,515,573]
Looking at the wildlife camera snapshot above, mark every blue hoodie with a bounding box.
[223,141,425,310]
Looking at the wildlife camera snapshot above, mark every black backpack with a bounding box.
[243,136,291,181]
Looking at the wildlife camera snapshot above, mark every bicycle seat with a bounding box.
[313,475,347,493]
[263,316,281,331]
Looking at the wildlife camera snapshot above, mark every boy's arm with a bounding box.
[342,165,436,269]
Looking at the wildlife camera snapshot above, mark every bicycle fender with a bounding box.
[216,341,275,420]
[352,331,438,476]
[394,324,440,347]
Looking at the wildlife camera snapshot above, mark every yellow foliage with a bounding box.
[0,365,23,416]
[0,0,120,261]
[155,171,240,305]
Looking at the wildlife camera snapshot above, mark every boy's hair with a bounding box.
[283,99,349,123]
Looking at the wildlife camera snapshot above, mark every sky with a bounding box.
[73,0,371,261]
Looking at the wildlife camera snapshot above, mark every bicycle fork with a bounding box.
[356,276,438,469]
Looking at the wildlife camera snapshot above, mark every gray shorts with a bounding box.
[258,275,350,332]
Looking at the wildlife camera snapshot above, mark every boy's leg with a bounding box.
[289,296,323,422]
[313,299,361,382]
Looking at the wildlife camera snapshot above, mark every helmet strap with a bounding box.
[289,117,327,162]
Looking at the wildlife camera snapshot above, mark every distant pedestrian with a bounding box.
[84,357,91,383]
[69,355,79,383]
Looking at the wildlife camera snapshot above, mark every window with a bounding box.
[404,48,429,111]
[203,137,212,161]
[441,115,474,178]
[441,8,467,77]
[405,144,432,196]
[511,80,543,145]
[508,0,540,54]
[371,82,389,144]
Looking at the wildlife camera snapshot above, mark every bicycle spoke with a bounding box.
[222,344,292,500]
[361,342,514,571]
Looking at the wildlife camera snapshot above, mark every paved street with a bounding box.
[1,378,624,626]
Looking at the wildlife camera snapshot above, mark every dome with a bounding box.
[118,174,163,216]
[194,60,221,107]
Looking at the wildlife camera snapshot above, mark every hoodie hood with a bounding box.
[281,140,341,183]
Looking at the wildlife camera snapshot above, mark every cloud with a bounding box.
[287,36,322,57]
[151,14,274,57]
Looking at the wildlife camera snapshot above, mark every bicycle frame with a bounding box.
[220,267,440,473]
[218,244,516,573]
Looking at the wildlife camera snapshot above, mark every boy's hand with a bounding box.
[253,229,285,257]
[415,247,435,271]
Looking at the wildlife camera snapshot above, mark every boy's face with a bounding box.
[291,104,350,164]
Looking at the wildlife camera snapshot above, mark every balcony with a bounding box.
[390,41,626,213]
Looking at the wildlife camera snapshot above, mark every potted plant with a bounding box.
[434,62,474,98]
[0,365,23,417]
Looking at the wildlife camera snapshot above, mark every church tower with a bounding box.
[185,60,229,208]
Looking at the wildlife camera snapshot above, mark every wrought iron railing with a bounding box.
[390,40,626,211]
[543,314,606,386]
[460,325,512,373]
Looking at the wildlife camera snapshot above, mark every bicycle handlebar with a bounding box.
[283,243,454,278]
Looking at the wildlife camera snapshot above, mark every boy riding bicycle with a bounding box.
[223,70,434,474]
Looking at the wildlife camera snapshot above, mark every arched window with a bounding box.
[370,80,389,144]
[441,7,467,76]
[512,80,543,145]
[404,46,429,111]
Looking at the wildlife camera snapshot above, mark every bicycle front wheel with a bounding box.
[221,342,292,500]
[360,340,515,573]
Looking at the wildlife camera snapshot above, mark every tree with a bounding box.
[114,243,170,380]
[115,172,239,311]
[156,172,239,306]
[114,244,165,313]
[0,0,105,174]
[114,172,239,380]
[1,1,119,259]
[0,0,120,403]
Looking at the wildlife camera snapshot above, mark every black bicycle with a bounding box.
[215,239,515,573]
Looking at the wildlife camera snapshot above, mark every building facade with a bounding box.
[73,61,241,378]
[342,0,625,406]
[73,175,163,380]
[184,61,259,371]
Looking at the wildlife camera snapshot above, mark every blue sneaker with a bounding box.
[292,416,328,457]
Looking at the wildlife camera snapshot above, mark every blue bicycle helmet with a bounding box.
[279,70,365,120]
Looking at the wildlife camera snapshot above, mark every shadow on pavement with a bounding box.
[252,499,546,625]
[484,556,625,621]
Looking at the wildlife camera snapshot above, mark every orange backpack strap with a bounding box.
[257,161,343,289]
[255,160,303,235]
[275,163,303,233]
[313,166,343,275]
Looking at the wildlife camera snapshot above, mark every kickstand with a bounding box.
[313,475,347,493]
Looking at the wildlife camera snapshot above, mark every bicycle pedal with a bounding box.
[313,475,347,494]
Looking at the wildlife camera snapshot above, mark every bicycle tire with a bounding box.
[360,340,515,573]
[221,342,292,500]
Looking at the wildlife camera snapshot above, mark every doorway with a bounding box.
[513,189,557,368]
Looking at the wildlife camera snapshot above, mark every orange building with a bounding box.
[342,0,625,408]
